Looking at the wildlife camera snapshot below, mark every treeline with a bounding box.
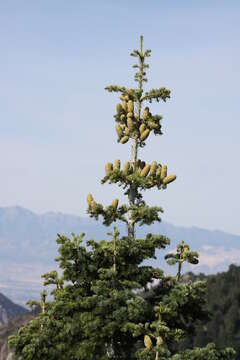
[163,264,240,358]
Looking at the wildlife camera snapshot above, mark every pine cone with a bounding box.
[122,100,128,111]
[113,160,121,170]
[115,123,123,139]
[139,123,146,134]
[160,164,167,180]
[140,164,150,177]
[127,100,134,112]
[116,103,122,114]
[122,161,130,175]
[87,193,93,206]
[150,161,157,176]
[105,162,113,176]
[144,335,152,351]
[111,198,119,209]
[142,107,149,121]
[127,118,134,132]
[162,174,176,185]
[120,136,129,144]
[140,129,150,141]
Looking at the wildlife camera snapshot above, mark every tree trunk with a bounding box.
[127,36,143,239]
[128,137,138,238]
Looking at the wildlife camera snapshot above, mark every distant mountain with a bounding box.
[0,206,240,305]
[0,293,27,327]
[0,310,33,360]
[0,290,30,360]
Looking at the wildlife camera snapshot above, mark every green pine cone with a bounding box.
[156,336,163,347]
[127,118,134,132]
[142,107,149,121]
[91,200,97,212]
[160,164,167,180]
[122,100,128,111]
[140,128,150,141]
[156,164,162,177]
[127,100,134,112]
[116,103,122,114]
[127,111,133,118]
[162,174,176,185]
[115,123,123,139]
[144,335,152,351]
[105,162,113,175]
[122,161,130,175]
[150,161,157,176]
[120,136,129,144]
[139,123,146,134]
[113,159,121,170]
[140,164,150,177]
[124,126,130,136]
[87,193,93,206]
[111,198,119,209]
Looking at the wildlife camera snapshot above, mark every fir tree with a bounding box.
[9,37,236,360]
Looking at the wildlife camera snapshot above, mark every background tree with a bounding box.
[177,264,240,359]
[9,36,236,360]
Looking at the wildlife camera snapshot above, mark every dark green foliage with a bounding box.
[9,232,171,359]
[87,200,128,226]
[142,88,171,103]
[172,343,236,360]
[137,343,235,359]
[8,36,236,359]
[180,265,240,359]
[165,241,199,281]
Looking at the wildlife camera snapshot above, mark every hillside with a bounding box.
[0,311,34,360]
[182,264,240,359]
[1,206,240,305]
[0,293,28,360]
[0,293,27,326]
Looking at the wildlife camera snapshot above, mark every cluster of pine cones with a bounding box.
[105,159,176,185]
[115,95,161,144]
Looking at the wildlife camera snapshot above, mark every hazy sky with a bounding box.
[1,1,240,234]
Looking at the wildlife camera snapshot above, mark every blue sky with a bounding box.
[1,1,240,234]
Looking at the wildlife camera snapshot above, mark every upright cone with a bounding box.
[140,129,150,141]
[87,193,93,206]
[123,161,130,175]
[105,162,113,176]
[111,198,119,209]
[160,164,167,180]
[113,159,121,170]
[150,161,157,176]
[144,335,152,351]
[127,100,134,112]
[140,164,150,177]
[115,123,123,139]
[162,174,176,185]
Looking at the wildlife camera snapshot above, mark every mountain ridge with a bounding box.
[0,206,240,305]
[4,205,239,236]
